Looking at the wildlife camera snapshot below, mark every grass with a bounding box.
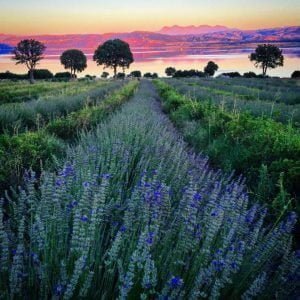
[0,81,298,299]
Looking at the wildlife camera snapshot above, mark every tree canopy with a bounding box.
[204,61,219,77]
[12,39,46,83]
[250,44,284,76]
[93,39,134,77]
[60,49,87,78]
[165,67,176,77]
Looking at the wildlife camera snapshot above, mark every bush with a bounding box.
[243,71,258,78]
[220,72,241,78]
[116,72,125,79]
[291,70,300,78]
[0,71,27,80]
[173,69,205,78]
[29,69,53,79]
[0,131,64,190]
[54,72,72,79]
[130,70,142,78]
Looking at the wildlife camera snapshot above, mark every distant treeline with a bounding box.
[0,70,73,80]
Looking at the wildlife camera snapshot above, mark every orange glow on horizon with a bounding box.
[0,2,299,35]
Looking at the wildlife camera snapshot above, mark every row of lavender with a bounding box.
[0,81,299,298]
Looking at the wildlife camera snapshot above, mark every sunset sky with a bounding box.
[0,0,299,34]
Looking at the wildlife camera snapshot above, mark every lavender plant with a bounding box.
[0,81,298,299]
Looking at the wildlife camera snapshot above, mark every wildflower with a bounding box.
[145,232,155,245]
[193,192,202,201]
[120,225,127,233]
[81,215,89,222]
[102,173,112,179]
[83,181,90,188]
[54,284,64,296]
[169,276,183,289]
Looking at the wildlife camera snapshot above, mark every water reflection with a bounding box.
[0,44,299,77]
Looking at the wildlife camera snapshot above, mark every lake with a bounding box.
[0,44,299,77]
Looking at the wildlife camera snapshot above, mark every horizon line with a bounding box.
[1,24,299,36]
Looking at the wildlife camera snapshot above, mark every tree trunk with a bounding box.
[29,69,35,84]
[113,66,117,78]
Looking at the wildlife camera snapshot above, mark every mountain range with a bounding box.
[0,26,299,55]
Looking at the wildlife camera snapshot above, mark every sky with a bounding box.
[0,0,299,35]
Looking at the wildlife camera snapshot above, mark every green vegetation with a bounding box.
[93,39,134,77]
[60,49,87,78]
[0,80,127,134]
[0,80,138,192]
[0,81,298,299]
[250,44,284,76]
[12,39,46,83]
[167,77,300,126]
[0,80,107,105]
[154,80,300,216]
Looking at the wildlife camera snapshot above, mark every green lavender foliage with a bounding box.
[0,80,125,134]
[154,79,300,216]
[0,81,299,299]
[0,81,138,192]
[167,78,300,127]
[0,80,105,105]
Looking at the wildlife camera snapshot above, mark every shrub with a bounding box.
[29,69,53,79]
[243,71,258,78]
[116,72,125,79]
[291,71,300,79]
[0,71,27,80]
[130,70,142,78]
[54,72,72,78]
[0,131,64,190]
[220,72,242,78]
[173,69,205,78]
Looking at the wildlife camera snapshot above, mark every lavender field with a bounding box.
[0,80,299,298]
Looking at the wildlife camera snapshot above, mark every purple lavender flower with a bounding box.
[169,276,183,289]
[81,215,89,222]
[54,284,64,296]
[83,181,90,188]
[145,232,155,245]
[120,225,127,233]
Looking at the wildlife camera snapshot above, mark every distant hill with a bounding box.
[0,26,299,55]
[157,25,233,35]
[189,26,300,43]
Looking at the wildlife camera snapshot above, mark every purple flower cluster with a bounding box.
[169,276,183,289]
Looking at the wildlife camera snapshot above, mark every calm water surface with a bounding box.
[0,46,299,77]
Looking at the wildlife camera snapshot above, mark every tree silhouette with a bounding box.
[93,39,134,77]
[165,67,176,77]
[250,44,284,76]
[60,49,87,78]
[12,39,46,84]
[204,61,219,77]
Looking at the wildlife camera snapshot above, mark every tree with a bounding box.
[249,44,284,76]
[101,71,109,79]
[130,70,142,78]
[165,67,176,77]
[60,49,87,78]
[291,71,300,79]
[12,39,46,84]
[93,39,134,77]
[204,61,219,77]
